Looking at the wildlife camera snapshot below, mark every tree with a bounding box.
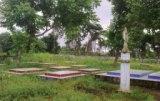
[84,23,103,54]
[11,32,29,63]
[0,32,12,54]
[127,0,160,63]
[106,0,129,63]
[42,34,60,54]
[104,29,123,63]
[0,0,101,52]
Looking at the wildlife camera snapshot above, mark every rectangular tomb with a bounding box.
[107,70,152,78]
[39,74,85,79]
[95,72,160,89]
[39,70,85,79]
[148,72,160,80]
[71,65,87,68]
[50,66,72,70]
[78,68,101,74]
[9,68,44,74]
[45,70,82,77]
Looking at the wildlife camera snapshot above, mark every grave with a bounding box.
[107,70,152,78]
[26,62,56,66]
[9,68,44,75]
[148,72,160,80]
[25,62,39,64]
[0,64,5,66]
[71,65,87,68]
[65,61,75,64]
[78,68,101,74]
[50,66,72,70]
[95,70,160,89]
[39,70,85,79]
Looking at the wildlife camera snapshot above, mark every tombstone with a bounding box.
[9,68,44,75]
[39,70,85,79]
[148,72,160,80]
[78,68,101,74]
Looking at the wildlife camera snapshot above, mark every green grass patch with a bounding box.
[0,53,158,101]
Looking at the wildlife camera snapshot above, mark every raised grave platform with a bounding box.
[148,72,160,80]
[65,61,75,64]
[39,70,85,79]
[26,62,56,65]
[107,70,152,78]
[95,70,160,89]
[9,68,44,75]
[78,68,101,74]
[50,66,72,70]
[71,65,87,68]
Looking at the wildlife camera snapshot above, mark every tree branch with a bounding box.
[35,27,52,37]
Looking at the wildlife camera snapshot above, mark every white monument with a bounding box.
[120,27,130,92]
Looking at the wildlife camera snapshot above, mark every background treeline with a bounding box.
[0,0,159,63]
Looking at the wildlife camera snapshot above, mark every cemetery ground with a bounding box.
[0,53,160,101]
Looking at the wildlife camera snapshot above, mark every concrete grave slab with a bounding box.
[95,73,160,83]
[107,70,152,78]
[9,68,44,74]
[45,70,82,77]
[39,74,85,80]
[148,72,160,80]
[39,70,85,79]
[78,68,101,74]
[25,62,56,66]
[50,66,72,70]
[71,65,87,68]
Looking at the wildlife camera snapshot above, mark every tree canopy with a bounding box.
[0,0,101,36]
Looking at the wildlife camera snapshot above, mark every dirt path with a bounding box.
[144,89,160,101]
[151,90,160,101]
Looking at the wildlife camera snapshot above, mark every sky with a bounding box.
[0,0,113,33]
[95,0,113,29]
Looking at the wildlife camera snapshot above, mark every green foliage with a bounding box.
[104,0,129,62]
[0,0,100,35]
[0,32,12,53]
[126,0,160,61]
[42,34,60,54]
[105,30,123,51]
[0,0,44,33]
[11,32,29,54]
[127,0,160,30]
[0,0,101,53]
[0,75,57,101]
[29,38,46,53]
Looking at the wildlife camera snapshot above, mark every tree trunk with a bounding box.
[16,50,21,64]
[86,39,92,55]
[114,50,119,63]
[75,37,81,55]
[157,51,160,63]
[140,51,145,63]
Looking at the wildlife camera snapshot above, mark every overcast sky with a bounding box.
[0,0,113,34]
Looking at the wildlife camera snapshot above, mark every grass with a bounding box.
[0,53,159,101]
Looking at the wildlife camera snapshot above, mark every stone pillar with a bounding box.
[120,52,130,92]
